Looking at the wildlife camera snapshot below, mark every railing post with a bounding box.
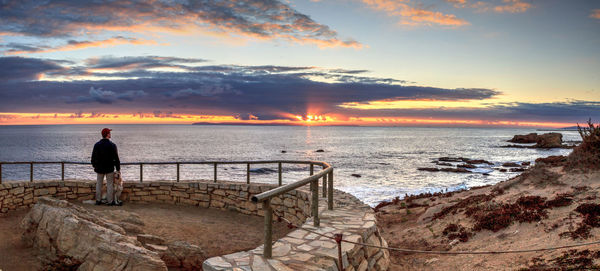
[322,172,327,197]
[30,162,33,182]
[328,169,334,210]
[176,163,180,182]
[0,163,2,184]
[213,163,217,182]
[140,163,143,182]
[263,198,273,258]
[310,164,314,176]
[61,162,65,181]
[278,162,282,186]
[247,163,250,184]
[311,179,320,227]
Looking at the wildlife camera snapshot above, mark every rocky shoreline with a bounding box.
[377,122,600,270]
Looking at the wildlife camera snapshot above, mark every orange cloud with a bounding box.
[362,0,469,27]
[591,9,600,19]
[4,37,157,55]
[0,112,572,128]
[493,0,531,13]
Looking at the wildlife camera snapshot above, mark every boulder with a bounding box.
[20,197,167,271]
[508,133,538,143]
[534,133,563,148]
[160,241,206,270]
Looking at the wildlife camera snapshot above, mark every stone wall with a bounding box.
[0,180,310,225]
[0,180,390,271]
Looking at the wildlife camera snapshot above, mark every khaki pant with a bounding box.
[96,172,114,204]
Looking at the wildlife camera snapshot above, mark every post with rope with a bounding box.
[334,233,343,271]
[263,198,273,258]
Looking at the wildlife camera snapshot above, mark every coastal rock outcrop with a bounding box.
[505,132,565,148]
[534,133,563,148]
[508,133,539,143]
[20,197,167,271]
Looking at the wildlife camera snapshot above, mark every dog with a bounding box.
[101,171,123,205]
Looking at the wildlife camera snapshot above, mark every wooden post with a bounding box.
[246,163,250,184]
[176,163,180,182]
[322,173,327,197]
[139,164,143,182]
[263,199,273,258]
[310,164,314,176]
[61,162,65,181]
[213,163,217,182]
[311,179,320,227]
[0,163,2,184]
[278,162,282,186]
[328,170,334,210]
[30,162,33,182]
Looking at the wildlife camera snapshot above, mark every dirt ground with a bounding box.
[0,203,293,270]
[376,167,600,271]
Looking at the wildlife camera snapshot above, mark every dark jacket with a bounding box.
[91,139,121,174]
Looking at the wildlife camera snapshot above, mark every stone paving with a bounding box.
[203,190,390,271]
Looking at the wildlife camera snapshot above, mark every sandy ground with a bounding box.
[376,167,600,271]
[0,203,293,270]
[0,210,42,271]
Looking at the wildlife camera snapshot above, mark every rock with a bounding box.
[118,222,144,235]
[502,162,520,167]
[535,155,567,167]
[438,157,464,162]
[435,162,453,166]
[138,234,166,246]
[441,168,470,173]
[508,133,538,143]
[418,203,453,223]
[146,244,168,253]
[315,149,325,152]
[281,150,287,153]
[510,168,525,172]
[20,197,167,271]
[522,162,531,166]
[351,174,362,178]
[464,159,494,165]
[418,167,440,172]
[534,133,563,148]
[249,168,277,174]
[457,164,476,169]
[160,241,206,270]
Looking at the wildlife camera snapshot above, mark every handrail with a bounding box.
[0,159,335,259]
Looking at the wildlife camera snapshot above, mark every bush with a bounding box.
[566,119,600,171]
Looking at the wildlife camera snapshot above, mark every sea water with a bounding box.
[0,125,578,206]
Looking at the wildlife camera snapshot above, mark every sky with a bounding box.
[0,0,598,127]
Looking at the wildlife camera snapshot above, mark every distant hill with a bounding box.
[538,126,579,131]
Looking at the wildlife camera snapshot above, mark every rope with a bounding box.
[279,217,600,255]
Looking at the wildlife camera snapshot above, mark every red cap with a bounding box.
[101,128,112,138]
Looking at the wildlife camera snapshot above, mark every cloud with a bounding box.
[85,56,207,71]
[0,0,360,48]
[2,36,157,55]
[362,0,469,26]
[492,0,531,13]
[68,87,147,104]
[0,56,597,124]
[0,56,63,81]
[448,0,532,13]
[591,9,600,19]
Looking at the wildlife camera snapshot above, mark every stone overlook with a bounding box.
[0,179,390,271]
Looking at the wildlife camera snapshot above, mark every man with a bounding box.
[91,128,121,206]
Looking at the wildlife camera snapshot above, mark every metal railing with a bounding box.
[0,160,334,258]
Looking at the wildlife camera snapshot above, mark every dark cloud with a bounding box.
[0,57,63,81]
[67,87,147,104]
[0,0,360,48]
[4,56,597,124]
[85,56,207,70]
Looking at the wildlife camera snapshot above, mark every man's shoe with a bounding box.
[95,201,103,205]
[109,201,123,206]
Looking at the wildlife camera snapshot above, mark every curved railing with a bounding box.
[0,160,334,258]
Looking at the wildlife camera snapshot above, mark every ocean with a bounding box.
[0,125,579,206]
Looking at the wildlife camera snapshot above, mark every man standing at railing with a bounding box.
[91,128,121,206]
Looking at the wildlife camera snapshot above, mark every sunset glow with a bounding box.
[0,0,597,127]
